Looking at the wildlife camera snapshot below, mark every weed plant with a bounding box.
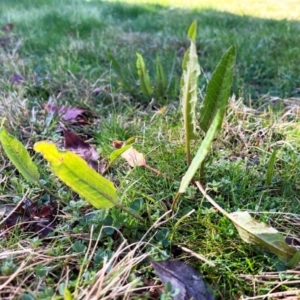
[1,1,300,299]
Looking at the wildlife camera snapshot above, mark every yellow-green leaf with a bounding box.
[0,125,40,183]
[180,21,200,143]
[187,20,197,41]
[136,52,153,97]
[180,39,200,141]
[109,144,132,164]
[229,211,300,264]
[34,142,118,209]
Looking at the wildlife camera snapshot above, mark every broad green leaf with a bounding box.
[34,142,118,209]
[199,45,236,133]
[155,55,167,96]
[179,110,222,193]
[180,37,200,141]
[187,20,197,41]
[229,211,300,265]
[266,148,277,186]
[64,288,73,300]
[0,125,40,183]
[136,52,153,97]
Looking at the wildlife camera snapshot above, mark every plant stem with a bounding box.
[115,203,145,223]
[37,180,66,202]
[195,181,228,217]
[171,191,181,212]
[186,133,192,166]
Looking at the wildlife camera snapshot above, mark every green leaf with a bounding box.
[180,39,200,141]
[199,45,236,133]
[179,110,222,193]
[34,142,118,209]
[0,125,40,183]
[287,250,300,268]
[72,240,86,253]
[109,137,136,164]
[266,148,277,186]
[136,52,153,97]
[155,55,167,96]
[229,211,300,264]
[64,288,73,300]
[187,20,197,41]
[109,144,132,164]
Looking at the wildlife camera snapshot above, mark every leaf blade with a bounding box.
[136,52,153,97]
[155,55,167,96]
[180,39,200,140]
[199,45,236,133]
[34,142,118,209]
[229,211,299,263]
[266,148,277,186]
[187,20,197,41]
[0,126,40,183]
[179,110,222,193]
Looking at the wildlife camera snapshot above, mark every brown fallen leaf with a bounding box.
[45,104,92,123]
[0,198,57,238]
[0,37,10,47]
[112,140,124,149]
[1,23,14,32]
[121,147,146,167]
[115,143,162,176]
[150,259,214,300]
[10,74,24,85]
[61,123,106,173]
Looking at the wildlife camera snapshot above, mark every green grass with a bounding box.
[1,0,300,299]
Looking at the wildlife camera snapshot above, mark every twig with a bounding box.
[243,289,300,299]
[178,245,216,267]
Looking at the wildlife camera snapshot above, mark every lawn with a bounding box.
[1,0,300,299]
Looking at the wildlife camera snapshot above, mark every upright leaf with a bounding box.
[34,142,118,209]
[266,148,277,186]
[180,21,200,141]
[179,110,222,193]
[155,55,167,96]
[136,52,153,97]
[0,124,40,183]
[199,45,236,133]
[187,20,197,40]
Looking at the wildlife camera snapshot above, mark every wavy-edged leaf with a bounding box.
[229,211,300,265]
[179,110,222,193]
[180,28,200,141]
[136,52,153,97]
[34,142,118,209]
[0,126,39,183]
[199,45,236,133]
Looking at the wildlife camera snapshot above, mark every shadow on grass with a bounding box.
[1,0,300,101]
